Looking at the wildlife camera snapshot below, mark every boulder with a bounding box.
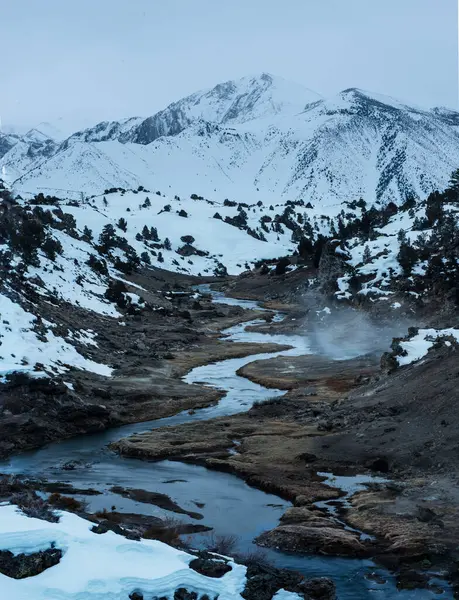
[189,554,232,578]
[299,577,336,600]
[0,547,62,579]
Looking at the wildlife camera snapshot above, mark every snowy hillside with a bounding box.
[0,182,138,380]
[3,74,459,209]
[0,179,300,380]
[62,188,296,275]
[321,186,459,309]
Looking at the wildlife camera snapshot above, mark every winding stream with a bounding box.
[0,286,451,599]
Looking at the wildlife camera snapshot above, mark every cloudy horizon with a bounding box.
[2,0,457,134]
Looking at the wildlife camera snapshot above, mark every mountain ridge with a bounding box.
[2,73,459,209]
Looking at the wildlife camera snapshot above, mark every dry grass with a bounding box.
[11,491,58,523]
[204,533,238,556]
[48,493,87,512]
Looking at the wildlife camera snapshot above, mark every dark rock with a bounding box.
[296,452,317,462]
[189,554,232,578]
[380,352,398,374]
[365,571,387,585]
[299,577,336,600]
[129,593,144,600]
[415,506,437,523]
[415,506,443,527]
[61,459,89,471]
[396,569,430,590]
[176,244,208,258]
[0,547,62,579]
[91,520,140,540]
[174,589,198,600]
[368,457,390,473]
[242,562,305,600]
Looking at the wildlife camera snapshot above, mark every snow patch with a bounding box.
[397,328,459,366]
[0,504,247,600]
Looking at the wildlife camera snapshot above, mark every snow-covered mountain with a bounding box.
[3,73,459,210]
[0,132,20,160]
[66,73,321,145]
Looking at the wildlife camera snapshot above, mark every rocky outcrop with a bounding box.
[242,561,336,600]
[299,578,337,600]
[317,241,347,296]
[255,525,367,557]
[189,553,232,578]
[0,547,62,579]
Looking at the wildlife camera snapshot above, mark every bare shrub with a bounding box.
[11,491,58,523]
[252,397,283,409]
[95,509,122,523]
[234,547,273,569]
[48,493,87,512]
[0,475,24,497]
[143,516,182,546]
[204,533,238,556]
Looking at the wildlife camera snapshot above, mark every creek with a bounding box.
[0,286,450,599]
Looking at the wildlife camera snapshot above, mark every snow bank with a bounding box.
[0,505,247,600]
[397,328,459,366]
[0,293,112,378]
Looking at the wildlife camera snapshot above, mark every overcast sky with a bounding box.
[2,0,458,132]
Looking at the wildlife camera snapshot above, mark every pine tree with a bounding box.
[98,224,117,253]
[397,229,408,244]
[397,240,418,276]
[164,238,172,250]
[117,217,127,232]
[362,245,372,264]
[448,168,459,193]
[140,251,151,264]
[82,225,93,242]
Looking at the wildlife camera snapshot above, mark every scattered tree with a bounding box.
[117,218,127,232]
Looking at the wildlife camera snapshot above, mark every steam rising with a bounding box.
[308,305,413,361]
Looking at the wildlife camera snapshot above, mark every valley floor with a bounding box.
[111,280,459,595]
[1,268,458,597]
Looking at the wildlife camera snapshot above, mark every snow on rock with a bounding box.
[397,328,459,366]
[0,504,247,600]
[0,294,112,378]
[273,590,304,600]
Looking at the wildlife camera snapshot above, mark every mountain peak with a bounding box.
[182,72,323,126]
[75,73,323,146]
